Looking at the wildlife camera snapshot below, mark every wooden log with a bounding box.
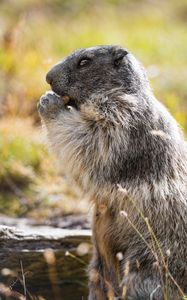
[0,225,92,300]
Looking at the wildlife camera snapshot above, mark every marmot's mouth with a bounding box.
[63,96,78,110]
[56,93,78,110]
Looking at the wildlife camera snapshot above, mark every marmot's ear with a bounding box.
[113,48,128,67]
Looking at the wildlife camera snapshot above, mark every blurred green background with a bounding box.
[0,0,187,220]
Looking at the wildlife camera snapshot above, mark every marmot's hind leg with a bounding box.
[121,273,164,300]
[122,272,181,300]
[88,253,108,300]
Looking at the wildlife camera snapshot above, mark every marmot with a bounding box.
[38,46,187,300]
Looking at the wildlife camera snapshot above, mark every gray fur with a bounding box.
[38,45,187,299]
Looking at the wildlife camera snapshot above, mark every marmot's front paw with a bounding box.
[38,91,64,120]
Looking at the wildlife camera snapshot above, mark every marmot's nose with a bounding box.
[46,70,53,85]
[46,62,62,85]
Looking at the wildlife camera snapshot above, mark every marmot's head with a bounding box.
[40,45,185,192]
[46,45,149,108]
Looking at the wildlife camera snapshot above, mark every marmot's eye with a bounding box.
[78,58,91,68]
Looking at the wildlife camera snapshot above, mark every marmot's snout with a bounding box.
[46,70,53,85]
[46,61,70,99]
[46,62,78,109]
[46,62,62,85]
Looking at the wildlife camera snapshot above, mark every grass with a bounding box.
[0,0,186,217]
